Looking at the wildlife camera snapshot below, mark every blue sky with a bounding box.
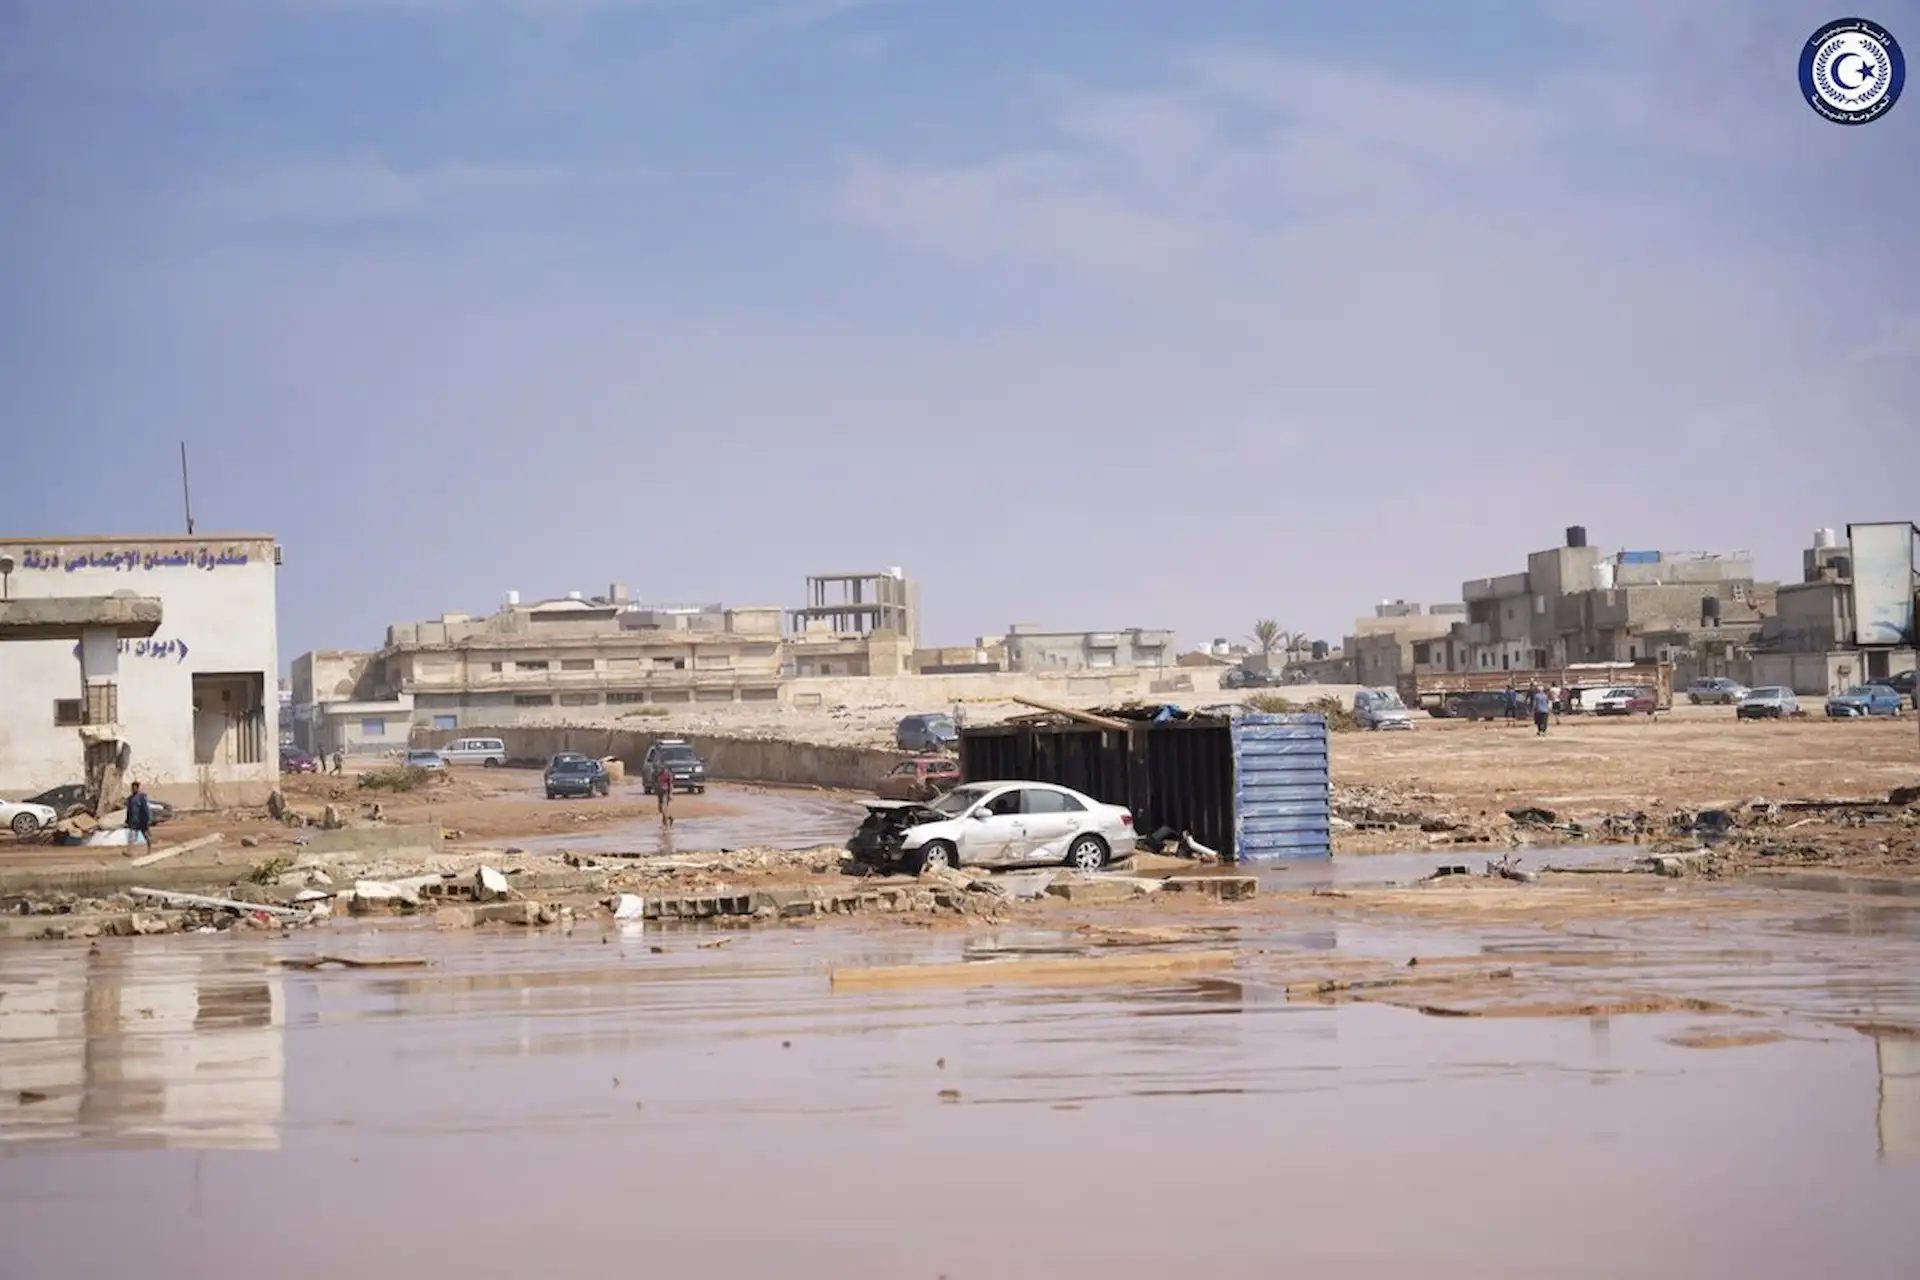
[3,0,1915,662]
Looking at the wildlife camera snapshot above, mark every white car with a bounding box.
[847,781,1137,873]
[1,799,59,837]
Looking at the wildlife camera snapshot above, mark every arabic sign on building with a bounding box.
[16,546,253,573]
[70,637,190,663]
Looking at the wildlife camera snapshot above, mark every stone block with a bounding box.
[1163,876,1258,901]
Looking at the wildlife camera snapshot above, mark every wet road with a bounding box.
[494,783,866,856]
[3,905,1918,1279]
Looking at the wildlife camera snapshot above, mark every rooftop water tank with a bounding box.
[504,589,520,607]
[1566,525,1588,548]
[1591,562,1615,590]
[887,566,904,580]
[566,590,583,601]
[1814,527,1837,549]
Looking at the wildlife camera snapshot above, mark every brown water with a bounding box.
[2,915,1918,1279]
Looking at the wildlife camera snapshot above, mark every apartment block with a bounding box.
[1002,624,1174,673]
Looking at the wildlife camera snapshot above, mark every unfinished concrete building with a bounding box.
[785,569,918,677]
[1750,527,1917,694]
[1345,601,1466,689]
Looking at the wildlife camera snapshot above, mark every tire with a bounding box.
[11,812,41,837]
[484,758,500,768]
[545,790,558,800]
[1689,694,1700,704]
[911,840,957,873]
[1066,834,1109,871]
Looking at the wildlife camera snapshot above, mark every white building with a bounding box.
[0,534,281,808]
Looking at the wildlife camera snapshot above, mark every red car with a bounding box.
[280,747,320,774]
[875,755,962,801]
[1591,686,1657,716]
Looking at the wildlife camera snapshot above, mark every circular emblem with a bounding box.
[1799,18,1905,124]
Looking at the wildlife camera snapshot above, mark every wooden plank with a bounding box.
[1007,696,1131,733]
[829,948,1236,993]
[126,833,223,868]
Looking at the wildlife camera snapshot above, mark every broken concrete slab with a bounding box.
[127,832,222,869]
[475,865,512,902]
[1044,875,1159,905]
[1162,875,1259,901]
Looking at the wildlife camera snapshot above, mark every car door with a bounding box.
[958,787,1025,866]
[1016,787,1087,863]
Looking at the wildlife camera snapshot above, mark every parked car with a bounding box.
[1591,686,1656,716]
[441,737,508,767]
[847,781,1135,874]
[1869,670,1916,697]
[1687,677,1749,705]
[1826,684,1904,718]
[404,749,447,771]
[875,755,963,802]
[1441,690,1516,721]
[280,747,319,774]
[895,713,958,753]
[1220,665,1284,690]
[21,784,172,825]
[544,756,610,799]
[1352,688,1414,730]
[1738,687,1800,719]
[1,798,59,837]
[641,739,708,794]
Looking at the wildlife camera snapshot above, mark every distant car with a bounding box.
[1869,670,1916,697]
[1687,677,1749,705]
[280,747,319,774]
[641,739,708,794]
[1,798,58,837]
[21,785,172,825]
[404,749,447,771]
[1221,665,1284,690]
[875,755,963,802]
[1826,684,1904,718]
[1442,690,1516,721]
[544,756,610,799]
[895,713,958,753]
[1738,687,1800,719]
[441,737,508,767]
[1591,686,1656,716]
[1352,688,1414,730]
[847,781,1136,874]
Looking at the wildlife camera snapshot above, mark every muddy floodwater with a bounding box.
[496,784,866,856]
[3,906,1919,1279]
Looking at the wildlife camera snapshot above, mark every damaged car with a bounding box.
[847,781,1135,874]
[875,755,962,802]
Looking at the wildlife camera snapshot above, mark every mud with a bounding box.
[3,885,1920,1279]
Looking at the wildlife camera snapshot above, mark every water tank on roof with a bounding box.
[1592,562,1615,590]
[1210,638,1230,657]
[1566,525,1588,548]
[1814,527,1837,549]
[504,590,520,607]
[566,591,583,601]
[887,566,904,580]
[1311,640,1330,660]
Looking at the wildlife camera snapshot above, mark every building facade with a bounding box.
[1001,625,1175,673]
[0,535,280,807]
[1751,528,1916,694]
[1344,602,1464,688]
[335,592,787,732]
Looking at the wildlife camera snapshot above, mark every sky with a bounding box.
[3,0,1916,663]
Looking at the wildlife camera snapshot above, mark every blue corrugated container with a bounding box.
[1618,549,1661,564]
[1232,713,1331,861]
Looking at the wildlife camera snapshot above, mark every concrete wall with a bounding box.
[422,726,908,792]
[1751,652,1852,697]
[1004,628,1174,673]
[780,668,1208,711]
[0,536,279,808]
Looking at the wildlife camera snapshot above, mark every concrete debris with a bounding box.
[1163,875,1258,901]
[612,893,645,920]
[475,865,512,902]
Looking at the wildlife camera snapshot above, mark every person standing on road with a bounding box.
[655,760,675,825]
[331,748,345,776]
[1531,685,1552,736]
[126,781,154,846]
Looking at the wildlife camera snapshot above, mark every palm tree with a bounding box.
[1250,620,1283,663]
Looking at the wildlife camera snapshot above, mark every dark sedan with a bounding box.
[24,784,173,824]
[544,757,610,799]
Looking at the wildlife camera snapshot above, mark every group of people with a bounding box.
[1505,684,1571,736]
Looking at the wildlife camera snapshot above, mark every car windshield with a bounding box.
[407,751,437,761]
[1749,689,1784,698]
[552,760,594,774]
[658,747,696,762]
[1372,692,1406,709]
[1842,687,1877,697]
[929,785,991,815]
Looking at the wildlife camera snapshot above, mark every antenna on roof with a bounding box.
[180,442,196,535]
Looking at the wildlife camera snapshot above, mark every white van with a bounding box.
[440,737,507,767]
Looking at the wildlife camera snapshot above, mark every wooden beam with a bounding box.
[1007,696,1130,732]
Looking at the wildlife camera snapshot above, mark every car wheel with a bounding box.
[11,812,41,837]
[545,790,557,800]
[1066,834,1109,871]
[1689,695,1700,705]
[484,758,500,768]
[911,840,957,873]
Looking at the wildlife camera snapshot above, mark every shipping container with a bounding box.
[958,710,1329,862]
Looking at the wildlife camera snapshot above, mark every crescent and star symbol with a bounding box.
[1830,50,1874,91]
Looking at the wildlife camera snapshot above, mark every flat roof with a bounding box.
[0,532,275,545]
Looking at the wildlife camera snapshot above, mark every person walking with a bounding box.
[655,760,676,826]
[331,748,345,776]
[126,781,154,847]
[1531,685,1552,736]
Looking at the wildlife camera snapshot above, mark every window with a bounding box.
[695,653,732,670]
[361,718,386,735]
[889,762,917,776]
[558,692,600,706]
[652,657,685,671]
[515,694,553,707]
[606,691,647,705]
[515,660,550,672]
[561,659,595,671]
[435,719,458,732]
[983,789,1024,817]
[54,699,82,727]
[490,662,504,673]
[1022,788,1085,815]
[606,657,641,670]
